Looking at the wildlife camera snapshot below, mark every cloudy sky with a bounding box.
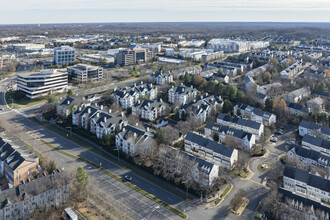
[1,0,330,24]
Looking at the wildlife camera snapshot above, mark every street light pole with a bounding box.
[182,180,188,199]
[66,126,72,136]
[113,148,120,161]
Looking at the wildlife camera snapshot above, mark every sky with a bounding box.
[1,0,330,24]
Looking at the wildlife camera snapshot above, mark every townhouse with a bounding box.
[216,113,264,139]
[184,132,238,170]
[299,120,330,140]
[283,166,330,204]
[168,84,198,105]
[161,146,219,186]
[284,87,311,103]
[90,111,127,139]
[280,60,303,78]
[132,99,166,121]
[179,95,223,123]
[278,187,330,220]
[307,97,325,113]
[112,82,158,109]
[0,170,69,220]
[150,71,173,85]
[116,125,154,156]
[0,138,39,187]
[288,144,330,174]
[204,122,255,151]
[233,103,276,126]
[302,134,330,155]
[287,102,309,117]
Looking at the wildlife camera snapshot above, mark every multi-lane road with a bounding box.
[0,76,276,220]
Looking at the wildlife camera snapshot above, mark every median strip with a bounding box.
[38,138,188,219]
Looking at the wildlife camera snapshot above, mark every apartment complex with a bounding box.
[0,138,39,186]
[204,122,255,151]
[184,132,238,170]
[217,113,264,139]
[234,103,276,126]
[299,120,330,140]
[0,170,69,220]
[168,84,198,105]
[283,166,330,204]
[53,46,76,66]
[67,64,103,82]
[17,69,68,99]
[115,45,153,66]
[150,71,173,85]
[132,99,166,121]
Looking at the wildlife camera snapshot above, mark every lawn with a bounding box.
[5,90,62,109]
[230,168,249,178]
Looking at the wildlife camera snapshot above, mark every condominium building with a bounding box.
[184,132,238,170]
[67,64,103,82]
[115,45,153,66]
[132,99,166,121]
[168,84,198,105]
[53,46,76,66]
[17,69,68,99]
[0,138,39,186]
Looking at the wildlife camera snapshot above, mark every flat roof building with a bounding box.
[53,46,76,66]
[67,64,103,82]
[17,69,68,99]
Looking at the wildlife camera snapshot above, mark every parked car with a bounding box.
[124,175,132,181]
[275,129,284,135]
[270,135,278,142]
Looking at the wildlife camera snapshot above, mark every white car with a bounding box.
[270,136,278,142]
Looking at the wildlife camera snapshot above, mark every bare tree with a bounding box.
[230,189,246,211]
[160,125,180,146]
[127,115,140,126]
[222,135,242,149]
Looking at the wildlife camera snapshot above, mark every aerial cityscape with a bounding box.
[0,1,330,220]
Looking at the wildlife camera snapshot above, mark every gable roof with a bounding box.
[300,120,330,137]
[290,144,330,167]
[284,165,330,193]
[302,134,330,151]
[217,113,262,130]
[205,121,253,141]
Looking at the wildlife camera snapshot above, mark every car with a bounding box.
[0,108,4,111]
[270,136,278,142]
[275,129,284,135]
[124,175,132,181]
[84,165,92,170]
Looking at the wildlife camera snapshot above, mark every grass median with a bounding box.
[38,137,188,219]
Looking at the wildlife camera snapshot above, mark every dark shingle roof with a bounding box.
[302,134,330,151]
[205,122,253,141]
[284,166,330,193]
[217,113,262,130]
[290,144,330,167]
[185,132,235,158]
[300,120,330,136]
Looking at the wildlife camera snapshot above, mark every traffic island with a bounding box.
[257,162,272,172]
[229,197,249,216]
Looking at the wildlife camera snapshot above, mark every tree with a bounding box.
[161,126,180,146]
[194,75,203,88]
[47,95,56,104]
[213,133,219,142]
[76,167,88,187]
[263,71,272,82]
[265,98,273,112]
[224,85,238,101]
[223,99,233,114]
[154,129,164,144]
[317,81,329,92]
[67,89,73,97]
[230,189,246,211]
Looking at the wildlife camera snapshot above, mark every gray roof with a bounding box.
[217,113,262,130]
[284,166,330,193]
[205,122,253,141]
[300,120,330,137]
[302,135,330,151]
[0,170,67,209]
[287,102,309,113]
[185,132,235,158]
[290,144,330,167]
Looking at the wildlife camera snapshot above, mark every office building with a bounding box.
[67,64,103,82]
[115,45,153,66]
[53,46,76,66]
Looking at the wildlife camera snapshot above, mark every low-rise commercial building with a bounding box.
[53,46,76,66]
[17,69,68,99]
[67,64,103,82]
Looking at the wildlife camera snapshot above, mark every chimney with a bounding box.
[135,122,138,127]
[79,107,82,111]
[109,109,112,113]
[97,112,100,117]
[134,132,137,137]
[123,127,126,132]
[160,98,163,103]
[104,117,107,122]
[67,100,70,105]
[181,82,183,86]
[121,112,124,117]
[138,99,141,104]
[141,81,143,85]
[147,127,150,132]
[182,88,184,93]
[206,92,208,96]
[201,95,203,99]
[88,108,91,113]
[60,97,63,100]
[100,105,103,110]
[148,102,150,107]
[191,85,193,89]
[134,83,136,86]
[95,103,98,107]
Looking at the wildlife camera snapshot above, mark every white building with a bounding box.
[53,46,76,66]
[234,103,276,126]
[150,71,173,85]
[168,84,198,105]
[165,48,175,56]
[283,166,330,204]
[217,113,264,140]
[299,120,330,140]
[116,125,153,156]
[284,87,311,103]
[17,69,68,99]
[132,99,166,121]
[184,132,238,170]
